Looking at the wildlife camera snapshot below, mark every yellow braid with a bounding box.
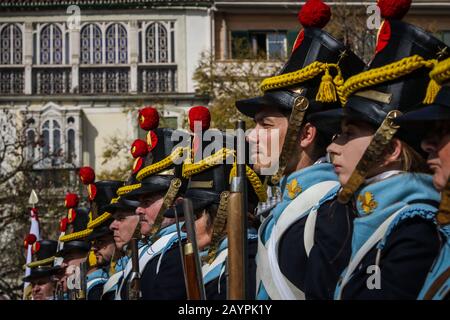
[182,148,235,178]
[260,62,344,103]
[25,256,55,269]
[59,228,93,242]
[229,164,268,202]
[136,147,186,181]
[87,212,112,229]
[341,55,438,105]
[116,183,141,196]
[430,57,450,85]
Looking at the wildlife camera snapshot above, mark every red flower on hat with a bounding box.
[64,193,79,208]
[88,183,97,201]
[377,0,411,20]
[60,217,68,232]
[67,208,76,224]
[79,167,95,185]
[146,130,158,152]
[32,241,41,254]
[298,0,331,29]
[138,106,160,131]
[23,233,37,249]
[188,106,211,132]
[131,139,149,158]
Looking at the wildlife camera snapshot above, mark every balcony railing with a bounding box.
[80,67,129,94]
[0,68,24,94]
[138,65,177,93]
[32,68,71,95]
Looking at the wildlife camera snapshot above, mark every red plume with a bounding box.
[377,0,411,20]
[146,131,158,152]
[138,106,160,131]
[131,139,149,158]
[60,217,68,232]
[188,106,211,132]
[32,241,41,254]
[375,20,391,54]
[24,233,37,249]
[79,167,95,185]
[64,193,79,208]
[67,208,77,224]
[298,0,331,29]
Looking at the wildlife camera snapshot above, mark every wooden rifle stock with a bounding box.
[227,120,248,300]
[227,192,245,299]
[182,199,206,300]
[127,223,142,300]
[184,242,202,300]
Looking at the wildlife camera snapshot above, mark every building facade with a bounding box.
[0,0,213,173]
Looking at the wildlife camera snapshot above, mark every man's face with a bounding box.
[327,120,375,185]
[91,234,115,266]
[31,276,55,300]
[247,107,288,174]
[421,122,450,190]
[110,210,139,251]
[136,193,164,236]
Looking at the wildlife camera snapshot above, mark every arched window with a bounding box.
[41,119,61,157]
[106,23,127,64]
[67,129,75,163]
[0,24,22,64]
[40,24,63,65]
[26,130,36,161]
[145,23,168,63]
[81,24,102,64]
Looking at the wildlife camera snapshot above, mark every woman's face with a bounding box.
[327,119,375,185]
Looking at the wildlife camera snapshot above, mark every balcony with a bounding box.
[138,65,177,93]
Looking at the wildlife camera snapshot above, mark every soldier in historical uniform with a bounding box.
[308,0,450,299]
[235,0,364,299]
[116,106,190,300]
[163,106,267,300]
[77,170,123,300]
[55,205,91,300]
[395,56,450,300]
[101,193,140,300]
[22,239,62,300]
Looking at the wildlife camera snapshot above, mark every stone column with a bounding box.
[23,22,33,95]
[129,20,138,94]
[70,26,80,93]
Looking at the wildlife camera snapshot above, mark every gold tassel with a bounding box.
[88,249,97,267]
[316,67,338,103]
[423,78,441,104]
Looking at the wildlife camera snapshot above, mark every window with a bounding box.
[81,24,102,64]
[106,23,128,64]
[41,120,61,158]
[67,129,75,163]
[437,31,450,47]
[231,30,288,60]
[40,24,63,65]
[0,69,24,94]
[138,21,176,93]
[0,24,22,64]
[26,130,36,161]
[267,33,286,60]
[145,23,169,63]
